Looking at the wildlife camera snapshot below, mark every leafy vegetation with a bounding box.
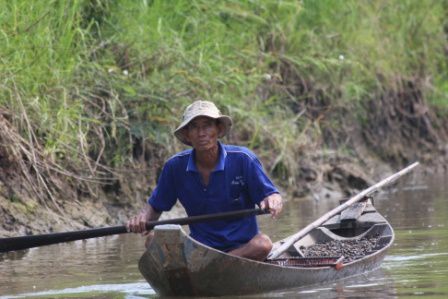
[1,0,447,204]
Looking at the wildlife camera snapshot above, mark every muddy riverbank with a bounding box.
[1,80,448,237]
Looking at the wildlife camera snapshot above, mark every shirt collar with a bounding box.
[186,142,227,172]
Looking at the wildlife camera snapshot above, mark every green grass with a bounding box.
[1,0,447,201]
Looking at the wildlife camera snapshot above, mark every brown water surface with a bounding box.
[1,172,447,298]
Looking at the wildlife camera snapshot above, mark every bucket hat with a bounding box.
[174,101,232,146]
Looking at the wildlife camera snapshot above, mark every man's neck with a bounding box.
[195,143,219,171]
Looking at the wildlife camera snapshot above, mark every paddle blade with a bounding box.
[0,226,127,253]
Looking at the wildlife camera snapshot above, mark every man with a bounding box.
[127,100,283,261]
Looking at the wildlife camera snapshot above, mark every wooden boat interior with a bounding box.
[269,198,394,266]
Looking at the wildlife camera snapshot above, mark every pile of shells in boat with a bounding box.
[301,235,381,263]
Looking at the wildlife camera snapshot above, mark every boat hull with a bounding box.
[139,211,393,296]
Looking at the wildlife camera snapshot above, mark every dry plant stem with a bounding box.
[0,98,113,214]
[14,83,62,213]
[93,126,106,174]
[78,119,96,177]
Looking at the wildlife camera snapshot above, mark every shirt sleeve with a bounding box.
[246,156,279,205]
[148,161,177,212]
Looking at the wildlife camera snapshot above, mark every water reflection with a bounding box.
[239,269,398,299]
[2,283,154,299]
[1,173,447,298]
[0,234,147,297]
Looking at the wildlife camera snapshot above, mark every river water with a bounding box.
[1,172,447,298]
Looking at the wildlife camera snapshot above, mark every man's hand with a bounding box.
[126,203,161,234]
[260,193,283,219]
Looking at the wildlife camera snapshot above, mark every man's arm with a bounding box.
[127,203,161,234]
[259,193,283,219]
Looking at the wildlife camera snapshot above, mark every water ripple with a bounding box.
[0,282,154,299]
[385,252,448,262]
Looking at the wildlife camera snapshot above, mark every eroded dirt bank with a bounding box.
[1,81,447,237]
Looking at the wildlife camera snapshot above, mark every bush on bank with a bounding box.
[1,0,447,206]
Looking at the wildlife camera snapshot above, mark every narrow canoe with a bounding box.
[138,199,394,296]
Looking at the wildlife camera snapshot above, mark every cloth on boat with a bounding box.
[148,142,279,251]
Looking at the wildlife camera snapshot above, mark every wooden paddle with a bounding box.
[268,161,420,259]
[0,208,269,253]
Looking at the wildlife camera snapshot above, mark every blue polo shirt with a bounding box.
[148,142,279,251]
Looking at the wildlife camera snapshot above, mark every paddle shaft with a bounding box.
[0,208,269,253]
[268,161,420,259]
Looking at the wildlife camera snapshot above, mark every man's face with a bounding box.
[185,116,223,152]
